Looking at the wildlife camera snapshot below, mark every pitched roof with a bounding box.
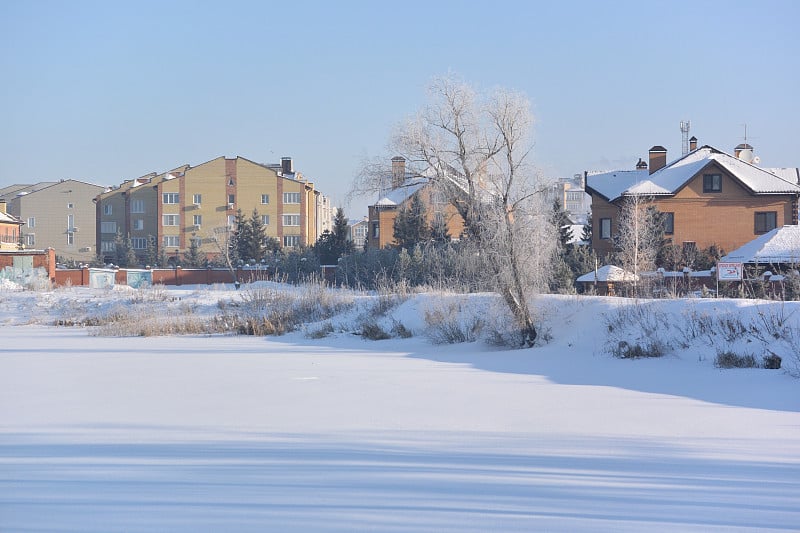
[576,264,639,282]
[0,210,22,225]
[722,225,800,264]
[374,176,428,206]
[587,145,800,202]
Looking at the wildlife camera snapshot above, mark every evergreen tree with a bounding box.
[185,238,207,267]
[113,231,126,266]
[144,235,159,267]
[431,212,451,244]
[393,193,431,249]
[581,212,592,244]
[551,199,573,248]
[332,207,354,257]
[125,237,138,267]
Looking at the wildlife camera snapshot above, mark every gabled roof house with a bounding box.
[586,142,800,259]
[367,157,466,249]
[0,200,24,250]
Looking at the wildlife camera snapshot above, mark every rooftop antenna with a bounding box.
[680,120,691,155]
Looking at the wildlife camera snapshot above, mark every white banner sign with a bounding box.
[717,262,743,281]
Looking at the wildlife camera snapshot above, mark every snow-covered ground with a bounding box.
[1,282,798,531]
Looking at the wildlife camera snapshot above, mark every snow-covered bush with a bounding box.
[602,301,675,358]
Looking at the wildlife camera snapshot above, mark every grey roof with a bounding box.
[587,145,800,201]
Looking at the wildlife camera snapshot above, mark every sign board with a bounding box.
[717,262,743,281]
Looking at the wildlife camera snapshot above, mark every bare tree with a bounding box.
[613,194,665,296]
[379,75,556,346]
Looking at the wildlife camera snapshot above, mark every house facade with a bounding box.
[0,200,24,250]
[367,157,465,249]
[96,156,322,264]
[6,180,106,262]
[586,143,800,259]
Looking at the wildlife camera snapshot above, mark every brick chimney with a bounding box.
[0,199,6,214]
[391,156,406,188]
[635,158,647,171]
[648,146,667,174]
[281,157,294,174]
[689,136,698,152]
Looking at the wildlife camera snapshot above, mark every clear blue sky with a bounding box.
[2,0,798,217]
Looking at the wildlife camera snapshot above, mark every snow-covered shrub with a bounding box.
[611,339,667,359]
[715,351,758,369]
[360,321,391,340]
[423,299,483,344]
[305,321,334,339]
[602,301,674,358]
[763,352,782,370]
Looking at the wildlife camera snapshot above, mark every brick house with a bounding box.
[96,156,325,264]
[367,157,465,249]
[586,143,800,259]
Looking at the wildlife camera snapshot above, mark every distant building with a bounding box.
[544,174,591,224]
[349,217,369,248]
[96,156,323,264]
[7,180,106,261]
[367,157,465,249]
[0,200,23,250]
[586,141,800,259]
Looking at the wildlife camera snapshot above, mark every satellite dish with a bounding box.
[739,148,754,163]
[752,156,761,164]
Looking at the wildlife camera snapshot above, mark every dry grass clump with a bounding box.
[424,300,483,345]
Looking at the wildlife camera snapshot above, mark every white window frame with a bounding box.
[101,221,117,234]
[282,214,300,226]
[25,233,35,246]
[261,215,270,225]
[283,192,300,204]
[163,214,180,226]
[131,237,147,250]
[283,235,300,247]
[193,214,202,226]
[27,217,35,228]
[163,192,180,204]
[193,193,202,205]
[131,199,145,213]
[261,194,270,204]
[103,204,113,215]
[163,235,180,248]
[101,241,116,252]
[133,219,144,231]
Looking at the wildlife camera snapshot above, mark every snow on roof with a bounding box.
[374,176,428,207]
[722,225,800,264]
[587,146,800,201]
[0,210,22,224]
[576,264,639,283]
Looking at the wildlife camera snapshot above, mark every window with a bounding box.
[163,214,179,226]
[663,212,674,235]
[67,203,74,209]
[101,221,117,233]
[283,214,300,226]
[163,192,179,204]
[131,237,147,249]
[193,215,202,226]
[163,235,179,248]
[372,222,380,238]
[283,235,300,247]
[261,215,270,225]
[67,214,74,231]
[228,194,235,205]
[67,232,74,245]
[190,237,202,248]
[755,211,777,234]
[261,194,270,204]
[283,192,300,204]
[193,194,202,205]
[27,217,35,228]
[131,199,145,213]
[227,215,236,228]
[599,218,612,240]
[25,234,35,246]
[703,174,722,193]
[101,241,116,252]
[103,204,113,215]
[133,219,144,231]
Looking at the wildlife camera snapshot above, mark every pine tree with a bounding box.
[551,199,573,248]
[125,237,138,267]
[144,235,159,267]
[332,207,354,257]
[581,212,592,244]
[393,193,431,249]
[185,238,207,267]
[431,212,451,244]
